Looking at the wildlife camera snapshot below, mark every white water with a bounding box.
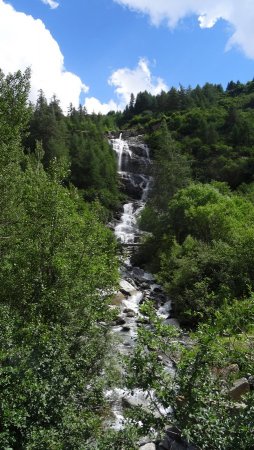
[111,134,133,171]
[107,134,175,431]
[111,134,151,244]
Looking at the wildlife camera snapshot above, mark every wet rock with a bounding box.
[151,284,163,293]
[115,315,126,325]
[120,279,136,295]
[123,307,135,314]
[140,283,151,291]
[132,267,145,279]
[111,292,125,305]
[121,325,131,332]
[126,311,136,318]
[228,377,250,400]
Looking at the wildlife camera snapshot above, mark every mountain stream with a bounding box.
[106,133,179,432]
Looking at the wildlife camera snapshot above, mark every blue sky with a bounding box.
[1,0,254,112]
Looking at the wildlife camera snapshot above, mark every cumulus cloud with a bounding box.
[84,97,119,115]
[0,0,88,111]
[85,58,168,113]
[41,0,59,9]
[114,0,254,59]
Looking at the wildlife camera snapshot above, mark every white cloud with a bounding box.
[114,0,254,59]
[0,0,88,111]
[109,58,168,103]
[84,97,119,114]
[85,58,168,113]
[41,0,59,9]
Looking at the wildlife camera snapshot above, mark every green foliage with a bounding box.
[156,183,254,323]
[125,300,254,450]
[67,110,119,213]
[27,91,69,167]
[25,94,120,215]
[148,120,191,212]
[174,299,254,449]
[0,69,120,447]
[0,68,31,143]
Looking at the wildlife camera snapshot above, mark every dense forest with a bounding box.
[0,68,254,449]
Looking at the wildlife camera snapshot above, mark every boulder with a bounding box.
[111,292,125,305]
[120,279,136,295]
[228,377,250,400]
[139,444,156,450]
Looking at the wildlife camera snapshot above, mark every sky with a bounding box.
[1,0,254,113]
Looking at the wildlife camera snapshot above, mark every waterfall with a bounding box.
[111,133,151,244]
[106,133,176,432]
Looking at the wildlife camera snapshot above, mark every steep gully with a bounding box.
[105,133,180,435]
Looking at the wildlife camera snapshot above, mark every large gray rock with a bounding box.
[139,444,156,450]
[120,279,136,295]
[228,377,250,400]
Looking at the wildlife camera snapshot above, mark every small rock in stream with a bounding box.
[126,311,136,318]
[115,316,126,325]
[121,325,131,332]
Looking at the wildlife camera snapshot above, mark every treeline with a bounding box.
[25,91,121,215]
[0,69,122,448]
[122,79,254,117]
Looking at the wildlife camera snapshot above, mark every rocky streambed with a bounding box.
[105,133,190,448]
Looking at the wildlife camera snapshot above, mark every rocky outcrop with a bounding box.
[228,377,250,400]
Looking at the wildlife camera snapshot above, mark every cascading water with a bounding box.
[106,133,176,432]
[112,134,151,245]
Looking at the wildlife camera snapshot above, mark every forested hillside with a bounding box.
[116,82,254,448]
[1,69,254,449]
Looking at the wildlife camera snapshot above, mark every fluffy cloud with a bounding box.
[84,97,118,115]
[114,0,254,59]
[41,0,59,9]
[0,0,88,111]
[109,58,168,103]
[85,58,168,113]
